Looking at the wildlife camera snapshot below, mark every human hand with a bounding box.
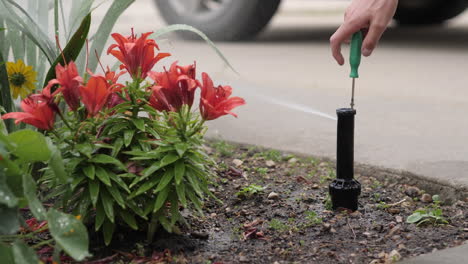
[330,0,398,65]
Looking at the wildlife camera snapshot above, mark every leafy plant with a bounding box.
[268,219,288,232]
[255,167,268,175]
[0,120,90,263]
[236,184,265,198]
[2,29,246,245]
[406,195,448,226]
[212,140,235,157]
[253,149,282,162]
[304,211,323,226]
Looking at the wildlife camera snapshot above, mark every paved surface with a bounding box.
[399,243,468,264]
[96,0,468,192]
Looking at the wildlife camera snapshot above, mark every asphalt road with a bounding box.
[96,0,468,189]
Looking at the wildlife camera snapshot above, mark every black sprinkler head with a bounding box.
[329,108,361,211]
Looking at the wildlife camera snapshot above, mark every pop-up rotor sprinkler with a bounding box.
[329,32,363,211]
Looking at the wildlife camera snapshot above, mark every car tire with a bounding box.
[154,0,281,41]
[394,0,467,25]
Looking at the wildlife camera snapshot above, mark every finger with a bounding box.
[361,20,387,57]
[330,22,362,65]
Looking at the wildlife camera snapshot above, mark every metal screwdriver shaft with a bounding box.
[349,32,362,109]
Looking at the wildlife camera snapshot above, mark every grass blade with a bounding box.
[152,24,237,74]
[0,51,15,131]
[43,13,91,87]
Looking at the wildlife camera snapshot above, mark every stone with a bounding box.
[421,193,433,203]
[388,249,401,262]
[387,208,400,214]
[311,184,319,189]
[288,158,298,164]
[239,256,249,263]
[232,159,243,167]
[210,213,217,218]
[395,216,403,223]
[268,192,280,200]
[405,186,421,197]
[266,160,276,167]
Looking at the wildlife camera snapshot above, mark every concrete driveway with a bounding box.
[97,0,468,190]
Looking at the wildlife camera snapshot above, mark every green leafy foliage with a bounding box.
[406,195,449,226]
[236,184,265,198]
[0,122,90,262]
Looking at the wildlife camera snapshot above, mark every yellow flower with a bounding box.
[6,59,37,99]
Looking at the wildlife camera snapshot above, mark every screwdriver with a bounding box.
[349,31,363,109]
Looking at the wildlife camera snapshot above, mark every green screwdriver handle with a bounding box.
[349,31,363,78]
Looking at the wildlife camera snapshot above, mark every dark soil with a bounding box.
[84,142,467,264]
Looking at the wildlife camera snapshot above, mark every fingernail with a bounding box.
[362,48,372,56]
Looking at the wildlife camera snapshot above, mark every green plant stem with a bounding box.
[31,238,54,249]
[57,109,73,130]
[147,211,159,243]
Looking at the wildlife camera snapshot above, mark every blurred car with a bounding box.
[154,0,468,41]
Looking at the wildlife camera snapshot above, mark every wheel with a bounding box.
[394,0,467,25]
[154,0,281,41]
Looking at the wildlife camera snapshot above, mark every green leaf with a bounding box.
[0,171,18,208]
[43,13,91,87]
[47,208,90,261]
[95,201,105,231]
[175,182,187,208]
[158,214,172,233]
[406,212,423,224]
[101,189,114,223]
[22,173,46,220]
[12,240,39,264]
[0,0,56,63]
[95,167,112,187]
[174,143,188,157]
[186,188,203,214]
[155,168,174,193]
[153,24,237,74]
[102,219,115,246]
[132,118,145,132]
[0,51,14,132]
[129,174,161,199]
[8,130,51,161]
[111,138,123,157]
[127,200,147,220]
[0,205,19,235]
[91,154,126,171]
[82,164,95,180]
[174,160,185,185]
[70,175,85,191]
[86,0,135,72]
[108,171,130,193]
[153,186,170,213]
[46,138,68,184]
[131,153,179,187]
[89,180,99,206]
[75,143,93,158]
[123,129,135,147]
[0,243,14,264]
[105,185,125,209]
[119,209,138,230]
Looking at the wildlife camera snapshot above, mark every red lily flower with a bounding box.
[2,91,56,130]
[199,72,245,121]
[25,218,48,232]
[148,61,198,112]
[45,61,83,110]
[107,29,170,79]
[80,76,114,117]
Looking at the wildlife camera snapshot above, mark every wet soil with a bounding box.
[84,143,467,264]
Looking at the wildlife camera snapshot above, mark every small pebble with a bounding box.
[239,256,249,263]
[288,158,298,164]
[388,249,401,262]
[232,159,243,167]
[311,184,319,189]
[387,208,400,214]
[421,193,433,203]
[266,160,276,167]
[268,192,280,200]
[210,213,217,218]
[395,216,403,223]
[405,186,421,197]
